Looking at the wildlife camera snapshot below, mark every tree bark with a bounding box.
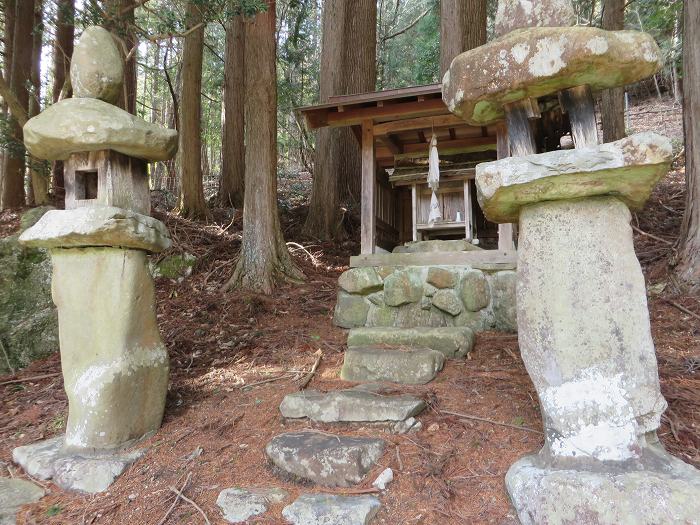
[177,1,208,219]
[1,0,35,209]
[674,0,700,289]
[103,0,137,113]
[51,0,75,203]
[600,0,626,142]
[440,0,487,76]
[225,1,304,294]
[29,0,49,205]
[0,0,16,201]
[303,0,376,240]
[220,16,246,208]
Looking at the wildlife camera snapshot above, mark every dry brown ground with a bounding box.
[0,99,697,525]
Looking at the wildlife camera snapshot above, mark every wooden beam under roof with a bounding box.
[373,114,466,136]
[379,135,403,155]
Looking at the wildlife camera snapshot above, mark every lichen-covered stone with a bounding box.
[216,487,288,524]
[366,291,384,306]
[384,269,423,306]
[366,304,397,327]
[476,132,673,222]
[347,327,475,358]
[152,253,197,280]
[0,477,45,525]
[0,208,58,374]
[266,432,385,487]
[282,494,381,525]
[443,27,662,126]
[280,388,426,423]
[70,26,124,104]
[341,346,445,384]
[19,207,172,253]
[338,267,383,294]
[431,289,463,316]
[495,0,575,37]
[395,303,450,328]
[393,239,481,253]
[492,271,517,332]
[426,267,458,289]
[334,292,370,329]
[51,248,169,451]
[12,437,145,494]
[23,98,178,162]
[507,451,700,525]
[459,270,491,312]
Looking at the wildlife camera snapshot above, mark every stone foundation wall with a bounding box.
[334,265,517,333]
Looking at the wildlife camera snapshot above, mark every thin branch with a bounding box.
[441,410,543,434]
[0,71,29,126]
[382,7,430,42]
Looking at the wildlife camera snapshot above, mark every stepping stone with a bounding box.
[279,386,426,423]
[341,346,444,385]
[0,478,45,525]
[12,437,145,494]
[266,432,385,488]
[216,487,288,524]
[282,493,381,525]
[347,327,475,358]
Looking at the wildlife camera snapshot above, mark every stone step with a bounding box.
[283,493,381,525]
[347,326,475,358]
[280,385,426,423]
[0,478,45,525]
[341,346,445,385]
[265,431,385,488]
[216,487,289,524]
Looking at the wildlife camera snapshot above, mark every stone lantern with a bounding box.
[443,0,700,522]
[11,26,178,494]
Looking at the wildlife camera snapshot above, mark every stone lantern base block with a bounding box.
[12,437,145,494]
[506,451,700,525]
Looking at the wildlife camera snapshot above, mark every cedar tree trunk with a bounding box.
[440,0,487,76]
[224,1,304,294]
[601,0,626,142]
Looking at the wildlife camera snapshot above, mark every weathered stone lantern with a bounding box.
[11,26,178,494]
[444,1,700,522]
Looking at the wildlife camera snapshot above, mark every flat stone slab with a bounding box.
[12,437,145,494]
[279,386,426,423]
[266,432,385,488]
[0,478,45,525]
[19,207,172,253]
[443,26,661,126]
[476,132,673,223]
[282,494,381,525]
[23,98,178,162]
[341,346,445,385]
[393,239,482,253]
[507,452,700,525]
[216,487,288,524]
[348,327,474,358]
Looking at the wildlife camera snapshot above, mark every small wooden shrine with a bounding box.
[298,83,517,263]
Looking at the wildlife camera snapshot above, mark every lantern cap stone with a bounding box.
[23,98,178,162]
[71,26,124,104]
[495,0,575,37]
[475,132,673,223]
[443,27,662,126]
[19,206,172,253]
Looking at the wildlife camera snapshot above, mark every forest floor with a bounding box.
[1,97,698,525]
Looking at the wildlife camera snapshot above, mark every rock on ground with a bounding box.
[0,207,58,374]
[216,487,288,524]
[279,387,426,423]
[347,327,474,358]
[0,478,45,525]
[266,432,385,487]
[341,346,445,385]
[12,437,144,494]
[282,494,381,525]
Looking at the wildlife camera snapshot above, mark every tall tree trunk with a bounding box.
[29,0,49,205]
[303,0,376,240]
[225,1,303,294]
[51,0,75,204]
[103,0,137,114]
[220,16,246,208]
[601,0,626,142]
[440,0,487,76]
[177,2,208,219]
[674,0,700,289]
[0,0,17,202]
[1,0,35,209]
